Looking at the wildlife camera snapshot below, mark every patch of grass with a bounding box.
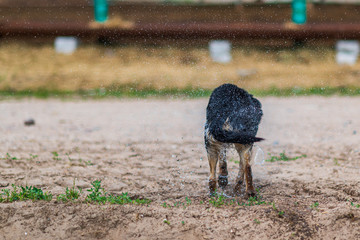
[208,192,236,207]
[85,180,150,205]
[350,201,360,208]
[271,202,285,217]
[208,189,268,208]
[2,86,360,100]
[266,151,307,162]
[227,199,236,206]
[85,160,94,166]
[66,152,92,166]
[3,43,360,99]
[27,154,38,161]
[104,86,212,98]
[241,195,267,206]
[51,151,61,161]
[250,86,360,97]
[271,202,277,210]
[57,181,82,203]
[209,192,226,208]
[229,158,240,164]
[0,184,52,202]
[0,87,212,99]
[86,180,108,203]
[310,202,319,209]
[1,153,18,161]
[254,219,260,224]
[65,153,74,162]
[238,189,267,206]
[185,197,192,206]
[0,181,150,205]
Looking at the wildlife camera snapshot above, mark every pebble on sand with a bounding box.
[24,118,35,126]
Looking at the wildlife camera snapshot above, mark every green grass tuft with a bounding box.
[209,192,226,208]
[0,180,151,205]
[0,184,52,202]
[57,183,82,203]
[239,189,267,206]
[0,153,18,161]
[266,151,307,162]
[51,151,61,161]
[85,180,151,205]
[310,202,320,209]
[350,201,360,208]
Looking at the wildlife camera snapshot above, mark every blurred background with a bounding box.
[1,0,360,96]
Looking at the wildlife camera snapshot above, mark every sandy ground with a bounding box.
[0,96,359,239]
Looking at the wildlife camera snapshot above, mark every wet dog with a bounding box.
[204,84,263,196]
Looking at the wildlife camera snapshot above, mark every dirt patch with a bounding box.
[0,97,360,239]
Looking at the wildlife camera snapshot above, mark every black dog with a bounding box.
[204,83,263,196]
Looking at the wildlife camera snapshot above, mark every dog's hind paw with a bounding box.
[246,190,256,198]
[218,175,228,189]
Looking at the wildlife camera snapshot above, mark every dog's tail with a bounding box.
[210,126,264,144]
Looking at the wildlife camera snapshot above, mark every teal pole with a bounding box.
[292,0,307,24]
[94,0,108,23]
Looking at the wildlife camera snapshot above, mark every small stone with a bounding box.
[24,118,35,126]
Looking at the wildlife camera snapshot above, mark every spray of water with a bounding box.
[250,144,265,166]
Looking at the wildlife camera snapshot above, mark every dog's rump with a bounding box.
[206,84,263,144]
[208,125,264,144]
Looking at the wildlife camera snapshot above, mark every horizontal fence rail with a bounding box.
[1,22,360,41]
[1,2,360,42]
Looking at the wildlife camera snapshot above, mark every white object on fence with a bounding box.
[209,40,232,63]
[54,37,79,54]
[336,40,359,65]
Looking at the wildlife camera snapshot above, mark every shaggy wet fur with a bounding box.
[204,84,263,196]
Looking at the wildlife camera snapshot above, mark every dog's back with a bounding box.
[206,83,263,144]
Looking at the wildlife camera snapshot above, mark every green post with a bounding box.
[292,0,306,24]
[94,0,108,23]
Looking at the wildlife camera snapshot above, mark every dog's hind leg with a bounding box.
[206,146,219,195]
[205,135,221,195]
[234,144,245,195]
[218,147,228,189]
[234,144,255,197]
